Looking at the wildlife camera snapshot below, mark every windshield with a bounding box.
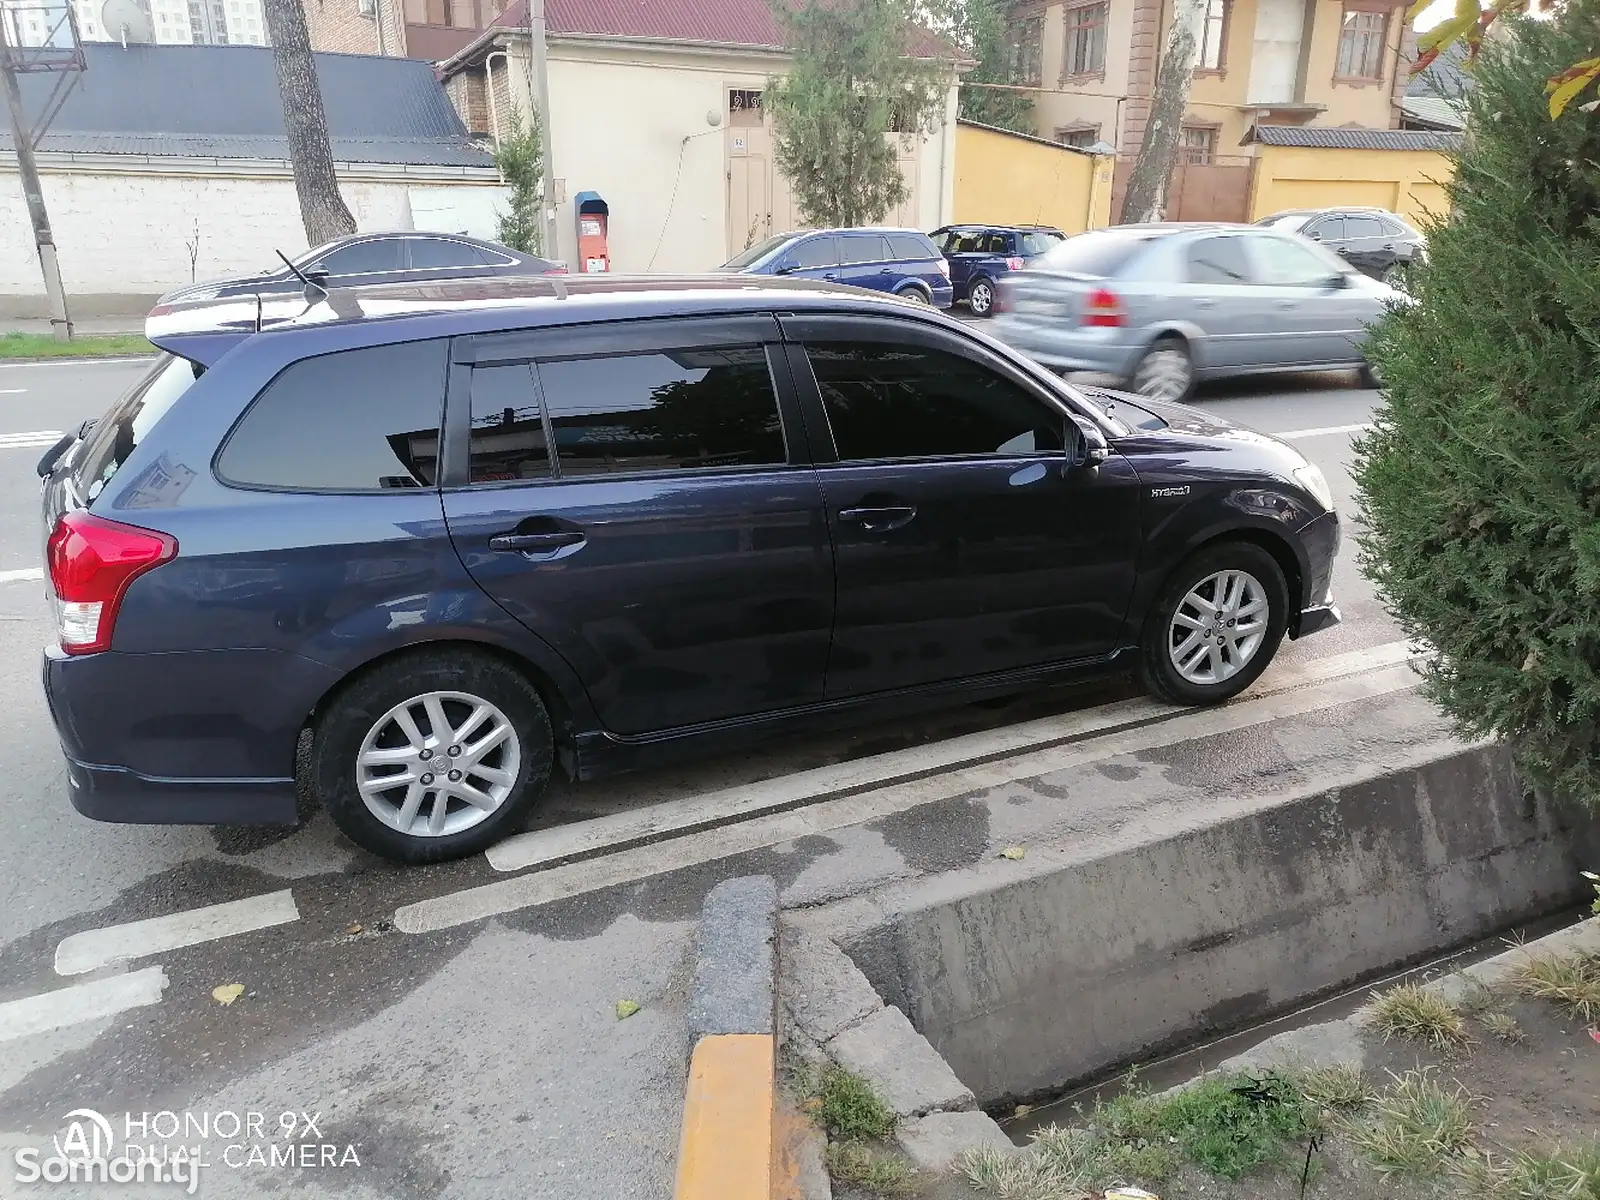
[721,234,793,270]
[1035,229,1159,277]
[73,354,202,502]
[1256,213,1311,231]
[1019,231,1066,256]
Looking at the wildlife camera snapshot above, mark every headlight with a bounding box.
[1292,463,1334,512]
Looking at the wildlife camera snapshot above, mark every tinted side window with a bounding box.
[468,363,551,483]
[536,346,786,476]
[805,342,1064,461]
[888,233,932,259]
[1186,236,1253,284]
[217,340,446,490]
[314,239,406,275]
[788,237,838,269]
[1344,216,1384,239]
[408,238,484,269]
[843,235,892,264]
[1378,216,1408,236]
[1307,217,1345,243]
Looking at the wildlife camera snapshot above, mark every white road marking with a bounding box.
[0,968,168,1042]
[0,567,43,584]
[401,662,1420,933]
[54,890,300,977]
[485,640,1415,874]
[1275,422,1374,439]
[0,429,64,449]
[0,356,153,369]
[0,388,24,394]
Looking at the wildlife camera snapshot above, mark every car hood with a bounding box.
[1082,387,1304,456]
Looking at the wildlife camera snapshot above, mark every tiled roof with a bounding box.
[486,0,946,55]
[1245,124,1463,152]
[1408,40,1472,100]
[1,42,493,168]
[1399,95,1466,131]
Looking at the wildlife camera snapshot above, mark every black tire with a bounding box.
[312,647,553,864]
[1129,336,1195,404]
[1139,541,1291,707]
[967,276,995,317]
[898,285,932,305]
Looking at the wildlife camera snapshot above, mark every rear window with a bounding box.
[75,353,201,502]
[887,233,935,260]
[1034,230,1158,277]
[216,340,447,491]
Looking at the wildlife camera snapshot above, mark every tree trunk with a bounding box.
[1121,0,1207,225]
[261,0,356,247]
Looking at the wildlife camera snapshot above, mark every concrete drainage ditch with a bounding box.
[780,739,1600,1191]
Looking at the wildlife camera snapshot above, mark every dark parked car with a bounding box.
[1253,208,1425,285]
[932,224,1066,317]
[41,274,1339,865]
[154,232,566,310]
[720,228,953,308]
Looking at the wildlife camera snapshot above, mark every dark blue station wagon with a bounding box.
[721,228,954,308]
[40,275,1340,864]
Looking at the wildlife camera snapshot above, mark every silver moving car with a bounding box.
[991,223,1402,402]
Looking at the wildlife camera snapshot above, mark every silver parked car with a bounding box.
[991,223,1402,402]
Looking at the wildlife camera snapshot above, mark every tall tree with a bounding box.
[262,0,356,247]
[957,0,1036,134]
[765,0,951,227]
[1120,0,1208,224]
[494,112,546,255]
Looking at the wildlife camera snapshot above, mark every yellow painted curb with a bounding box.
[674,1033,776,1200]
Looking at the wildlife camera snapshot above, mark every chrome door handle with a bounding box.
[838,505,917,531]
[489,531,585,552]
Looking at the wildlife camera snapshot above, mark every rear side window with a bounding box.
[534,346,787,477]
[217,340,447,490]
[408,238,484,269]
[1344,215,1384,238]
[887,233,934,260]
[75,354,201,501]
[468,364,550,483]
[1035,230,1157,276]
[1186,236,1253,284]
[842,235,892,264]
[805,342,1064,461]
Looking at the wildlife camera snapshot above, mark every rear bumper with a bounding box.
[1293,603,1342,640]
[63,755,299,825]
[931,284,955,309]
[990,316,1142,376]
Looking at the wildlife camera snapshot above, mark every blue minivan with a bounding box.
[932,224,1067,317]
[721,228,954,308]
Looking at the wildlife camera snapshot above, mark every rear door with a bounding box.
[837,233,896,292]
[1338,214,1394,277]
[780,313,1143,698]
[440,315,835,735]
[1178,234,1275,371]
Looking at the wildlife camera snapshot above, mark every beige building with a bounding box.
[1000,0,1416,219]
[436,0,962,274]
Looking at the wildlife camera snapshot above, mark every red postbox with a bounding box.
[574,191,610,273]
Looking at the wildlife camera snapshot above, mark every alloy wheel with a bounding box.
[356,690,522,837]
[969,280,993,316]
[1134,347,1192,403]
[1167,569,1269,686]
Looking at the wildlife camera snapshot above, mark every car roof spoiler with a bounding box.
[147,330,251,369]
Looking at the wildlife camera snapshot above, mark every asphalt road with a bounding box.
[0,353,1392,1199]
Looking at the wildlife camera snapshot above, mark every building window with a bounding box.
[1198,0,1228,71]
[1335,7,1388,80]
[729,89,763,128]
[1063,2,1108,77]
[1054,124,1100,148]
[1179,125,1216,165]
[1009,15,1044,86]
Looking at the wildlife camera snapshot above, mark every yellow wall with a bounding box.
[953,123,1111,233]
[1247,144,1455,225]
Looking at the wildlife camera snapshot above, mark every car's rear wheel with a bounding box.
[898,286,932,305]
[967,277,995,317]
[313,648,553,863]
[1131,337,1195,403]
[1140,541,1290,706]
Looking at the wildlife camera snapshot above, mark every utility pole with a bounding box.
[0,13,72,340]
[528,0,558,258]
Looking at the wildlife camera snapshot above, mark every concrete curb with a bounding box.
[674,876,779,1200]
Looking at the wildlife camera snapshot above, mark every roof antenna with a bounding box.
[255,291,263,333]
[275,250,328,301]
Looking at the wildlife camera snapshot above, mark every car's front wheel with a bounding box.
[312,647,553,863]
[1140,541,1290,706]
[967,277,995,317]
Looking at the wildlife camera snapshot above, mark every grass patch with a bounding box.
[0,331,153,359]
[1453,1141,1600,1199]
[960,1124,1177,1200]
[825,1140,918,1196]
[1345,1069,1475,1179]
[1299,1063,1373,1112]
[813,1067,897,1142]
[1479,1010,1528,1045]
[1368,982,1471,1050]
[1508,950,1600,1024]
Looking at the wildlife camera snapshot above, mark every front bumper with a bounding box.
[1290,510,1341,639]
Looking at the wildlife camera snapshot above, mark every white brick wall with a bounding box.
[0,166,508,315]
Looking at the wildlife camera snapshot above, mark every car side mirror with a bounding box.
[773,263,796,276]
[1324,272,1351,290]
[1067,415,1109,470]
[304,269,330,285]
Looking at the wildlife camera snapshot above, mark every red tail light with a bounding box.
[1005,257,1024,271]
[47,512,177,655]
[147,303,173,317]
[1082,287,1126,328]
[543,265,569,275]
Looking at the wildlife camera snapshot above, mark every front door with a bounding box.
[780,314,1143,699]
[441,316,834,736]
[1245,233,1368,366]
